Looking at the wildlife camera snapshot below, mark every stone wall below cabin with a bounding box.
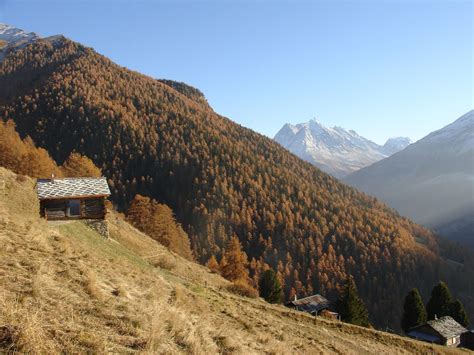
[82,219,109,239]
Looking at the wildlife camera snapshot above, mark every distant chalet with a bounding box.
[285,294,338,319]
[36,176,110,220]
[407,316,468,348]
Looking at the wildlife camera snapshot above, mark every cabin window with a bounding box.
[68,199,81,217]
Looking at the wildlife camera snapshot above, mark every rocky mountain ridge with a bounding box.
[274,118,410,177]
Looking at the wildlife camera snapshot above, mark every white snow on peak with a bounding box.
[0,23,39,44]
[383,137,411,155]
[345,110,474,241]
[0,24,40,62]
[274,118,411,178]
[415,110,474,155]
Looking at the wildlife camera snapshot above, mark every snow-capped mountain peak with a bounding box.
[0,23,39,46]
[345,110,474,246]
[420,110,474,154]
[382,137,411,155]
[0,24,40,62]
[274,118,411,178]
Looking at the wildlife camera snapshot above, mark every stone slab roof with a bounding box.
[427,316,467,339]
[36,177,110,200]
[285,294,331,314]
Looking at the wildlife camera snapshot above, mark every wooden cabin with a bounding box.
[285,294,338,318]
[406,316,468,347]
[36,176,111,220]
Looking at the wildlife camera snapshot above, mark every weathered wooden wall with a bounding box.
[41,199,68,219]
[40,197,106,220]
[82,198,106,219]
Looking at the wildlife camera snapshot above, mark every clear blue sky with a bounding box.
[1,0,472,144]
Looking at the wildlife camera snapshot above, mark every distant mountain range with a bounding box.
[346,110,474,247]
[274,119,410,178]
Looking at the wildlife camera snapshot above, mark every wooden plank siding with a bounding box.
[41,197,106,220]
[82,198,106,219]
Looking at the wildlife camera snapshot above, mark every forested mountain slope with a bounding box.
[0,37,473,328]
[346,111,474,247]
[1,167,462,354]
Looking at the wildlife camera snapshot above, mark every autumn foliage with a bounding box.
[206,255,219,273]
[219,236,250,283]
[0,119,62,178]
[208,236,257,297]
[62,152,101,177]
[0,120,103,180]
[126,194,193,260]
[1,37,473,327]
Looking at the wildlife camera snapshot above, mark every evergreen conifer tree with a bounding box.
[259,269,283,304]
[336,276,370,327]
[401,288,427,332]
[426,281,452,320]
[450,299,469,327]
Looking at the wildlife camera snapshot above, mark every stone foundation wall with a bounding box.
[82,219,109,239]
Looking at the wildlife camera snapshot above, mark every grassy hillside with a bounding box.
[1,38,473,327]
[0,167,463,354]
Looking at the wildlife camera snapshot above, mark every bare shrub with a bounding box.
[84,271,102,300]
[145,300,217,353]
[76,331,108,353]
[226,280,258,298]
[31,263,55,299]
[213,333,240,353]
[0,298,58,353]
[0,325,18,352]
[15,174,27,183]
[154,255,177,270]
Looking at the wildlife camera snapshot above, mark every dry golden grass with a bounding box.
[0,167,468,354]
[227,280,259,298]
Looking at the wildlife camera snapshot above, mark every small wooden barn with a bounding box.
[285,294,338,318]
[406,316,468,347]
[36,176,111,220]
